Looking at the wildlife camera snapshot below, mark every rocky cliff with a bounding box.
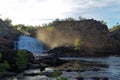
[36,19,112,51]
[0,19,19,51]
[109,28,120,51]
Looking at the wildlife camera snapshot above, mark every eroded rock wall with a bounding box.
[36,19,112,51]
[109,28,120,51]
[0,19,19,51]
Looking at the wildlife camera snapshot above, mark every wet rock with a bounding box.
[92,77,109,80]
[54,60,108,72]
[38,55,67,66]
[102,77,109,80]
[24,73,40,76]
[91,67,101,71]
[76,76,84,80]
[48,46,92,57]
[39,63,46,72]
[0,71,17,79]
[28,63,40,69]
[92,77,100,80]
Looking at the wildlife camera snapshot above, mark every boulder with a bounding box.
[38,56,66,66]
[0,49,17,64]
[48,46,93,57]
[1,50,34,64]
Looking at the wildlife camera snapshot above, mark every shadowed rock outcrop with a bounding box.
[36,19,112,51]
[109,28,120,51]
[0,19,19,51]
[0,19,21,64]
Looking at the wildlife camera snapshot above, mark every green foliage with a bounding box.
[4,18,12,26]
[50,70,62,77]
[100,20,107,25]
[0,53,2,60]
[74,39,81,50]
[43,16,87,27]
[109,25,120,32]
[64,17,75,21]
[78,16,86,21]
[45,26,54,31]
[1,61,10,70]
[0,61,10,71]
[57,77,68,80]
[16,50,30,71]
[0,61,10,78]
[13,24,36,34]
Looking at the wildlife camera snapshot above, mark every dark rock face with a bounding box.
[0,19,21,63]
[36,19,112,51]
[1,49,17,64]
[0,19,20,51]
[48,46,120,57]
[48,47,91,57]
[109,29,120,51]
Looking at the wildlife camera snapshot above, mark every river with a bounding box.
[11,35,120,80]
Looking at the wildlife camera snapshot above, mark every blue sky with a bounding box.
[0,0,120,28]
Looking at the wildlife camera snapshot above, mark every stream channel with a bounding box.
[10,35,120,80]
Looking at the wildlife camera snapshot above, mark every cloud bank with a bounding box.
[0,0,120,27]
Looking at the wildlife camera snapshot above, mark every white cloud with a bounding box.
[0,0,120,26]
[0,0,73,25]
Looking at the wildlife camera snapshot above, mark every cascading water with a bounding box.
[15,35,46,57]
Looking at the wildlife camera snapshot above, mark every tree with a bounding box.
[74,39,81,50]
[0,61,10,78]
[4,18,12,26]
[109,25,120,32]
[16,50,30,71]
[54,18,60,22]
[0,53,2,60]
[78,16,86,21]
[64,17,75,21]
[100,20,107,25]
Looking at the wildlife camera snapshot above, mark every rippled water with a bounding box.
[61,56,120,80]
[13,36,120,80]
[7,56,120,80]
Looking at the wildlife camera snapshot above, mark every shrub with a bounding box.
[50,70,62,77]
[0,60,10,72]
[109,25,120,32]
[0,53,2,60]
[16,50,30,71]
[0,61,10,78]
[45,26,54,31]
[74,39,81,50]
[1,61,10,70]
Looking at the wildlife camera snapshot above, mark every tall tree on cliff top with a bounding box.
[4,18,12,26]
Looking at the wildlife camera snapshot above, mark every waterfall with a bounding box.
[15,35,46,56]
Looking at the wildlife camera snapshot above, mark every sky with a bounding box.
[0,0,120,28]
